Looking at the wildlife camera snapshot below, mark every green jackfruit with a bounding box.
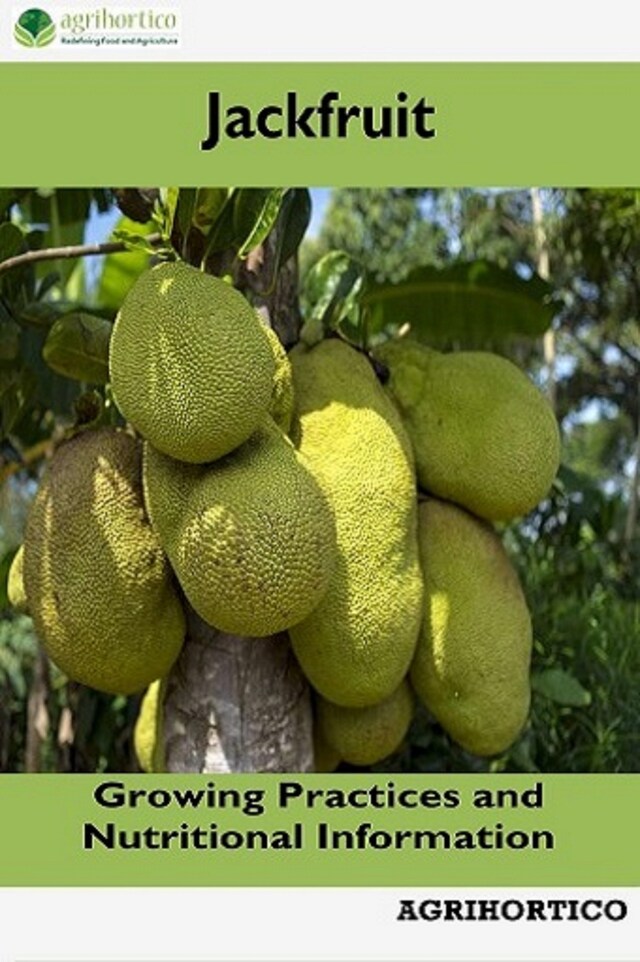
[374,341,560,522]
[23,428,186,695]
[317,680,414,766]
[7,545,28,614]
[263,324,294,434]
[411,498,532,757]
[134,678,166,773]
[143,418,336,637]
[313,727,342,773]
[289,339,423,707]
[109,262,275,463]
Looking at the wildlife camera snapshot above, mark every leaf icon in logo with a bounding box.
[35,21,56,47]
[14,21,36,47]
[14,8,55,48]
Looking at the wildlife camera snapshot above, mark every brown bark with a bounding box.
[163,233,314,773]
[164,611,313,773]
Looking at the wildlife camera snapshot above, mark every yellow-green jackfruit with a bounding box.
[263,324,294,434]
[289,339,423,707]
[7,545,28,614]
[411,498,532,757]
[317,680,414,767]
[109,262,275,464]
[374,341,560,521]
[23,428,185,695]
[143,418,336,637]
[134,678,166,773]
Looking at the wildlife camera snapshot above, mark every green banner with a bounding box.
[0,773,637,886]
[0,63,638,186]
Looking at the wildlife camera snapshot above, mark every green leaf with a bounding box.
[272,188,312,271]
[0,317,20,360]
[14,21,35,47]
[0,222,26,260]
[19,301,62,328]
[362,260,554,346]
[35,21,56,47]
[168,188,224,261]
[531,668,592,708]
[111,229,158,255]
[98,217,153,311]
[200,193,238,257]
[42,313,112,384]
[171,188,198,242]
[161,187,179,224]
[0,222,36,310]
[37,271,61,301]
[300,250,365,345]
[0,364,37,435]
[20,327,80,418]
[234,188,286,258]
[193,188,229,235]
[506,732,539,773]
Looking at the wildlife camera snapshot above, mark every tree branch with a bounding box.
[0,233,163,276]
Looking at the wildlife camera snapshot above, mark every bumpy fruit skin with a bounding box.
[7,545,28,614]
[134,678,166,773]
[411,498,532,757]
[143,418,337,638]
[109,262,275,464]
[289,340,423,708]
[317,680,414,767]
[374,341,561,522]
[262,324,294,434]
[23,428,185,695]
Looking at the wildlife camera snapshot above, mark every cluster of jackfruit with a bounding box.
[11,260,560,772]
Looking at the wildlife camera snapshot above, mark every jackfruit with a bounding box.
[313,728,342,773]
[289,339,423,707]
[374,341,560,522]
[109,262,275,463]
[23,428,185,695]
[7,545,28,614]
[317,680,414,767]
[134,678,166,773]
[263,323,294,434]
[411,498,532,757]
[143,418,337,637]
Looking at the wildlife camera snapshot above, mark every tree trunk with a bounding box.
[531,187,557,413]
[164,612,312,773]
[163,234,315,773]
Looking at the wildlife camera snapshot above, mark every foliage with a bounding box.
[300,188,448,283]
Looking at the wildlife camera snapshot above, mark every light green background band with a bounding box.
[0,774,637,886]
[0,63,637,186]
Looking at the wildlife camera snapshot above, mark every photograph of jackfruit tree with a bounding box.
[1,187,639,774]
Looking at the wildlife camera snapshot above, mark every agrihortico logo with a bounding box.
[14,8,56,47]
[12,5,181,49]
